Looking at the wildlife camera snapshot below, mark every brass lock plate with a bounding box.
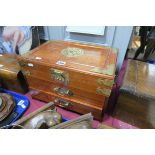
[50,68,69,85]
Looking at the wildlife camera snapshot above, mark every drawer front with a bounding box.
[54,97,103,121]
[20,60,113,97]
[30,89,104,121]
[26,76,107,103]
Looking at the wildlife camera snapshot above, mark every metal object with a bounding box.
[53,87,74,96]
[61,47,84,57]
[51,113,93,129]
[0,93,15,122]
[112,48,118,54]
[90,64,115,76]
[96,87,111,96]
[22,70,31,76]
[0,97,2,108]
[97,78,114,87]
[18,61,27,67]
[0,97,6,112]
[50,68,69,85]
[54,98,72,108]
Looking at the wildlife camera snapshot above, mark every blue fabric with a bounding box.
[147,60,155,64]
[0,88,30,127]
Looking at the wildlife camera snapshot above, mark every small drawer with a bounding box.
[26,76,108,103]
[31,88,104,121]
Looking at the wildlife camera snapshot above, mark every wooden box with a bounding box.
[114,59,155,128]
[0,54,28,93]
[18,41,117,120]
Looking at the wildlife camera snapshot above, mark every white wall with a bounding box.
[112,26,133,72]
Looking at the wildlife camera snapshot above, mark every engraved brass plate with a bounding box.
[50,68,69,85]
[61,48,84,57]
[96,87,111,96]
[53,87,73,96]
[90,64,115,76]
[97,78,114,87]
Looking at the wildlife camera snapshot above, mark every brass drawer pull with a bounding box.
[53,87,74,96]
[54,98,72,108]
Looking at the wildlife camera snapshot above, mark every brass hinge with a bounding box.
[18,61,27,67]
[90,64,115,76]
[22,70,31,76]
[96,87,111,96]
[97,78,114,87]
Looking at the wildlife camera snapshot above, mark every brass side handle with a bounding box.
[53,87,74,96]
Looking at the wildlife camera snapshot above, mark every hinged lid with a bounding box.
[21,41,117,78]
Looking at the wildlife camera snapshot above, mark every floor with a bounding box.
[22,59,137,129]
